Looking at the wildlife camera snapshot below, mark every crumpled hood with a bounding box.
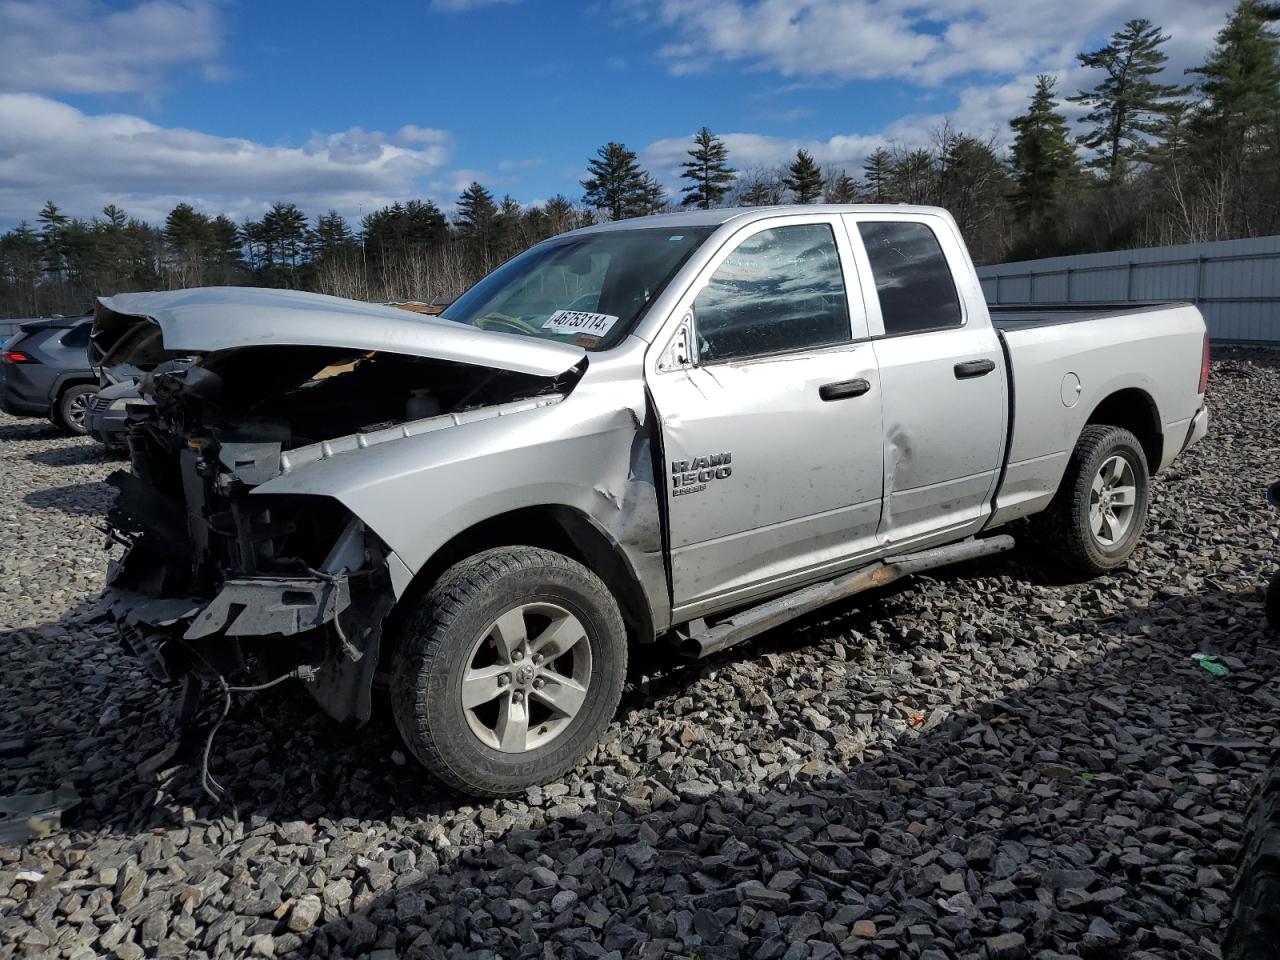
[93,287,585,378]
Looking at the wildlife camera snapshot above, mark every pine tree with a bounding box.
[1189,1,1280,155]
[251,202,309,276]
[0,222,43,314]
[892,149,936,204]
[862,149,894,201]
[679,127,736,208]
[823,170,858,203]
[1187,1,1280,234]
[313,210,354,250]
[37,201,69,280]
[1009,76,1079,226]
[936,134,1010,263]
[1070,19,1187,179]
[208,215,244,280]
[635,173,667,215]
[581,142,646,220]
[164,203,212,253]
[783,150,823,203]
[101,204,128,231]
[542,194,576,235]
[455,183,497,236]
[493,195,526,257]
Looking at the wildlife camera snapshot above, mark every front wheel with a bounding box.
[55,384,97,436]
[391,546,627,796]
[1035,424,1150,576]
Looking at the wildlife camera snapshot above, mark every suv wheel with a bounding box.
[1036,424,1150,576]
[391,546,627,796]
[55,384,97,436]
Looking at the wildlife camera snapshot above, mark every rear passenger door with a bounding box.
[648,216,884,618]
[844,214,1007,549]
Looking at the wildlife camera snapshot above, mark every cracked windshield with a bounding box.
[443,227,712,349]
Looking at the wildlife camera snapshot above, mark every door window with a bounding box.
[857,221,962,335]
[694,223,850,363]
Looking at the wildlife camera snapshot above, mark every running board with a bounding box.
[679,535,1016,659]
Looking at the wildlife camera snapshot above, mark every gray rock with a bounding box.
[286,895,321,932]
[985,932,1028,960]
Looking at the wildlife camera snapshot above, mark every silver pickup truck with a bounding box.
[93,205,1210,796]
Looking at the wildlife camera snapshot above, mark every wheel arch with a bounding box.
[51,372,98,402]
[1083,386,1162,472]
[385,503,658,658]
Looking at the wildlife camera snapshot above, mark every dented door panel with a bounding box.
[870,326,1007,547]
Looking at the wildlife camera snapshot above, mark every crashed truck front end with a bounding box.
[93,288,589,724]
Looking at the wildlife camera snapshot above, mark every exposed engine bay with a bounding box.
[101,329,581,725]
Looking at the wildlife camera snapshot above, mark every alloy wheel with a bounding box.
[460,601,592,753]
[1089,454,1138,547]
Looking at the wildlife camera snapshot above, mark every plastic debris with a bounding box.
[1192,653,1231,677]
[0,784,81,843]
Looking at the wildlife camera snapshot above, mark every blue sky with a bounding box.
[0,0,1237,229]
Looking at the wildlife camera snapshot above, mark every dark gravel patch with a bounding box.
[1,349,1278,960]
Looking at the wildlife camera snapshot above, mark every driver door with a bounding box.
[647,216,885,619]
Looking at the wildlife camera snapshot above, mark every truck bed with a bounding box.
[989,302,1185,331]
[987,299,1207,529]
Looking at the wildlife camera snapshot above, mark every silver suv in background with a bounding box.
[93,205,1209,796]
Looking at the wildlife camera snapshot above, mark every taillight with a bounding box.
[1198,333,1210,395]
[0,350,32,363]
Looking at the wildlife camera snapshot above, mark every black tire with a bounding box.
[1223,754,1280,960]
[1035,424,1150,576]
[1266,569,1280,631]
[55,384,97,436]
[390,546,627,796]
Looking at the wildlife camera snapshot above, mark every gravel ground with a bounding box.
[2,349,1280,960]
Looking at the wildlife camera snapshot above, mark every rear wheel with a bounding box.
[55,384,96,436]
[1035,424,1150,576]
[391,546,627,796]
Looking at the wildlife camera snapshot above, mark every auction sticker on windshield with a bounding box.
[542,310,619,337]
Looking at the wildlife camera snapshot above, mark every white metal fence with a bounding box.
[977,234,1280,343]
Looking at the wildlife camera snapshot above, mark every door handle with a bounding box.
[819,378,871,401]
[954,358,996,379]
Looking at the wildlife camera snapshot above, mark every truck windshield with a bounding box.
[443,226,713,349]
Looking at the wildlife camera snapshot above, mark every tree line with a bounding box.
[1,0,1277,319]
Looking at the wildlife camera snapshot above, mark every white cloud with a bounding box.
[644,0,1234,87]
[639,0,1237,184]
[0,94,454,227]
[0,0,223,94]
[640,71,1089,186]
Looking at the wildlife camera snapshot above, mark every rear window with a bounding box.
[61,323,91,348]
[857,221,962,336]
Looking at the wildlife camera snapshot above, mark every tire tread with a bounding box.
[1035,424,1148,576]
[390,546,625,796]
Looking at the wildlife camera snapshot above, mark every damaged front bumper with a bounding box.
[103,523,396,725]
